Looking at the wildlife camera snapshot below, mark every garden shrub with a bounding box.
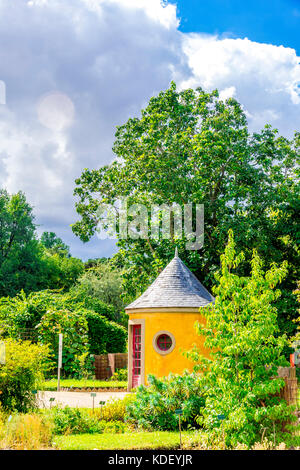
[110,368,128,381]
[3,413,53,449]
[126,372,206,430]
[87,395,136,422]
[84,310,127,354]
[0,289,127,378]
[0,338,50,412]
[98,420,127,433]
[82,297,116,321]
[49,406,101,435]
[48,406,129,435]
[37,307,90,377]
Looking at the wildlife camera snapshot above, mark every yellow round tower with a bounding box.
[126,249,214,390]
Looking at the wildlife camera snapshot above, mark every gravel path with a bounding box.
[38,390,129,408]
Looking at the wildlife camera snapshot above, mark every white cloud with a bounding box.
[219,86,236,101]
[0,0,299,259]
[179,35,300,134]
[0,0,183,258]
[97,0,178,29]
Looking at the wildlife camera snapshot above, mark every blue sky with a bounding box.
[171,0,300,54]
[0,0,299,260]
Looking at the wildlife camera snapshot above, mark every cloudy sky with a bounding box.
[0,0,299,260]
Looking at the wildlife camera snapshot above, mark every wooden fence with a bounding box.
[94,353,127,380]
[278,367,298,407]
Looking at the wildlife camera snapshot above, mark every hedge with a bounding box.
[85,311,127,354]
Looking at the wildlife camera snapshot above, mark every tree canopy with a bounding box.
[0,190,84,297]
[40,231,71,257]
[70,260,125,319]
[73,82,299,336]
[0,189,45,296]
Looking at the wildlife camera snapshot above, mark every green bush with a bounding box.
[0,338,50,412]
[48,406,128,435]
[49,406,101,435]
[0,290,61,337]
[37,307,90,377]
[85,395,136,422]
[0,289,127,372]
[110,368,128,381]
[126,372,206,431]
[84,311,127,355]
[97,420,127,434]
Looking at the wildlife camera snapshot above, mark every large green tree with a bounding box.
[72,83,299,335]
[0,190,84,296]
[0,190,45,296]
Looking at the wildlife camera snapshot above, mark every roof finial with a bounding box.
[175,247,178,258]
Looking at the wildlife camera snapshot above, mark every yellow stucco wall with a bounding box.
[129,311,210,381]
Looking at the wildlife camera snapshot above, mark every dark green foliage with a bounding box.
[0,190,46,297]
[0,191,84,297]
[68,290,117,321]
[85,310,127,355]
[84,257,110,269]
[126,372,205,431]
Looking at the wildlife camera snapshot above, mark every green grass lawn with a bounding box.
[53,431,199,450]
[40,378,127,391]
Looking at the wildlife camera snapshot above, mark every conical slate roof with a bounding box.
[126,250,214,310]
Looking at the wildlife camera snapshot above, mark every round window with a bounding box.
[157,334,173,351]
[153,331,175,355]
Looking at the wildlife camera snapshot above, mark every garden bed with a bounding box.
[54,387,126,392]
[40,379,127,391]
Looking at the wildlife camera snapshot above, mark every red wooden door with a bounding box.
[132,325,141,388]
